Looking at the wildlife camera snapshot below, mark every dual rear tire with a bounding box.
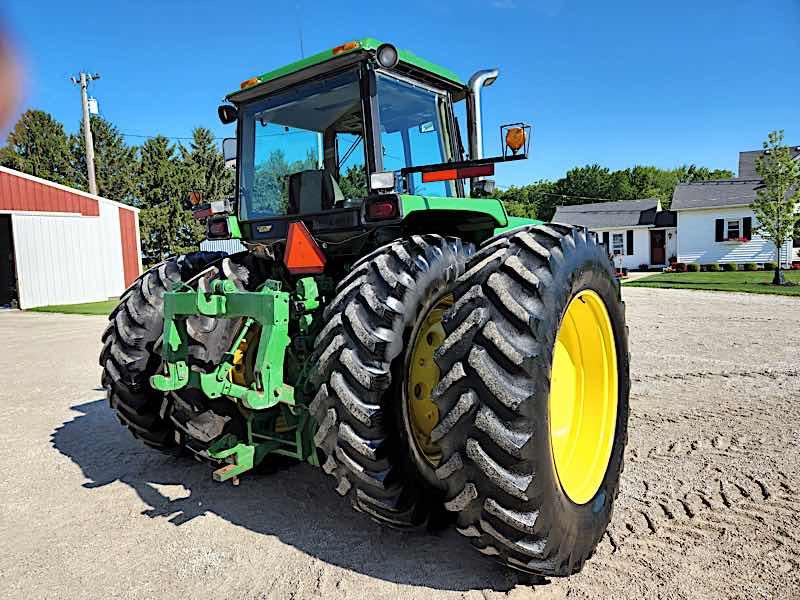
[310,225,629,576]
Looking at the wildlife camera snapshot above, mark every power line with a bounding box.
[121,132,215,141]
[120,130,312,142]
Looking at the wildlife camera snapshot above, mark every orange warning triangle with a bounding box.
[284,221,326,274]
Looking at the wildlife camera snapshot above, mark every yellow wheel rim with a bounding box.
[406,295,452,467]
[549,290,618,505]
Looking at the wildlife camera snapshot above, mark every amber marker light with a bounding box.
[240,76,261,89]
[332,41,359,55]
[505,127,526,154]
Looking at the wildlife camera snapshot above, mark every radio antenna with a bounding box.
[295,3,305,59]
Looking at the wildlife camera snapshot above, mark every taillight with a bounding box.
[366,198,399,220]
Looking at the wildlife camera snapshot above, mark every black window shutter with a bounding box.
[715,218,725,242]
[602,232,609,249]
[743,217,752,239]
[626,230,634,255]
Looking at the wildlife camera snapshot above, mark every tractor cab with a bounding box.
[209,39,530,248]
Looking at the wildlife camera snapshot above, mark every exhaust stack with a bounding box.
[466,69,499,162]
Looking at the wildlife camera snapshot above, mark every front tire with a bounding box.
[431,224,630,576]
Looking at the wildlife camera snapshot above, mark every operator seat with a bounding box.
[287,169,345,214]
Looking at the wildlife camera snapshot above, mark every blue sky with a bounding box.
[3,0,799,187]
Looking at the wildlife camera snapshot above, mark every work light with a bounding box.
[376,43,399,68]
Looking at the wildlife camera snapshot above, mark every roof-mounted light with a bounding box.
[376,43,399,68]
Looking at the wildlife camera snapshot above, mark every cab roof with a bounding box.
[227,37,466,103]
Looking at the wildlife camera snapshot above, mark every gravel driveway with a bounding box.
[0,287,798,600]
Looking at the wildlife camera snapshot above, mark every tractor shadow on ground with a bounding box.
[52,398,544,593]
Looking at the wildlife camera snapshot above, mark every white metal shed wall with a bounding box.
[12,213,107,308]
[11,202,133,309]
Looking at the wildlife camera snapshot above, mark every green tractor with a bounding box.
[100,38,629,577]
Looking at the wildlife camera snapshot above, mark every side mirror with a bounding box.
[222,138,237,170]
[218,104,238,125]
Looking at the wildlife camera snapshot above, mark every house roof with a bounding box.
[553,198,660,228]
[738,147,800,178]
[654,210,677,227]
[671,178,762,210]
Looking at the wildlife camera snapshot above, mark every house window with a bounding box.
[612,233,624,255]
[726,219,740,240]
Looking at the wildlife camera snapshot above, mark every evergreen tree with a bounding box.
[0,109,76,185]
[137,135,203,263]
[70,115,138,203]
[179,127,233,207]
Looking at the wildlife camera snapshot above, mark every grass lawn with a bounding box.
[623,270,800,296]
[29,299,118,315]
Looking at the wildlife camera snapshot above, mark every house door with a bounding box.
[650,230,666,265]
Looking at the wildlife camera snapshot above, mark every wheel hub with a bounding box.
[549,289,618,505]
[406,296,452,467]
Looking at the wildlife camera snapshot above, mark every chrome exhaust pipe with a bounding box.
[466,68,499,161]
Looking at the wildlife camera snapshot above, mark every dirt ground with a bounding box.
[0,287,798,600]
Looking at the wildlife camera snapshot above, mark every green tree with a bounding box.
[138,198,205,265]
[535,163,735,218]
[339,164,367,199]
[0,109,76,185]
[251,148,317,216]
[753,130,800,285]
[179,127,233,206]
[496,180,554,219]
[675,164,734,184]
[70,115,138,203]
[136,135,203,263]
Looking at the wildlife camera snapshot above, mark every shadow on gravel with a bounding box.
[52,399,541,593]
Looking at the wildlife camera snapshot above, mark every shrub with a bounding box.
[705,263,721,272]
[687,263,700,272]
[674,262,687,272]
[722,263,737,271]
[668,255,677,265]
[638,263,649,272]
[743,263,758,271]
[764,262,777,270]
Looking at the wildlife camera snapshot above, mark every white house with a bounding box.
[553,198,677,270]
[672,177,793,268]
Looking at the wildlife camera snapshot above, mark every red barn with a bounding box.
[0,166,141,309]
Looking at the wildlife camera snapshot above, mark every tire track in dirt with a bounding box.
[601,471,798,554]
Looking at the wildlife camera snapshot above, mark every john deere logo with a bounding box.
[257,224,273,233]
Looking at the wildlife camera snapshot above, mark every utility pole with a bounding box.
[70,72,100,195]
